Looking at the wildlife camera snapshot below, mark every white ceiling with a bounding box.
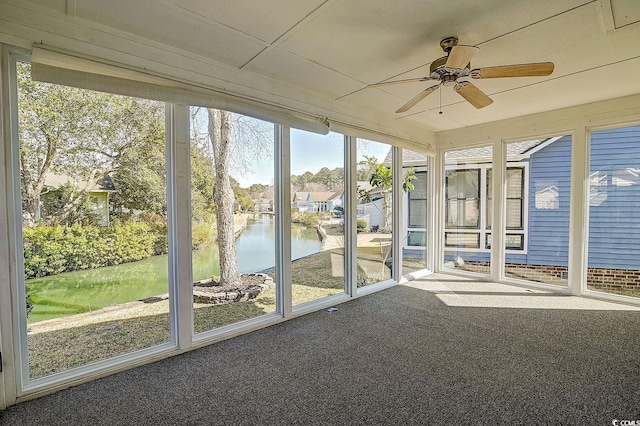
[10,0,640,136]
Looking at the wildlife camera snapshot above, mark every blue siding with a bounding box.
[524,136,572,266]
[588,126,640,270]
[444,127,640,269]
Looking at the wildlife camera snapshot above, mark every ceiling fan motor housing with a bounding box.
[430,56,470,82]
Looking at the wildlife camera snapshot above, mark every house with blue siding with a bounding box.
[401,126,640,287]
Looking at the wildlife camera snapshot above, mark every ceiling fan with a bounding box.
[367,36,554,113]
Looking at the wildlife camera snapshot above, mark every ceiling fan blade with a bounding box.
[445,45,479,70]
[367,77,433,88]
[470,62,554,79]
[454,81,493,109]
[396,84,440,113]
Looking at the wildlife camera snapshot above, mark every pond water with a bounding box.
[26,215,320,323]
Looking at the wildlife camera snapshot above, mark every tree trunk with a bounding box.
[208,109,242,287]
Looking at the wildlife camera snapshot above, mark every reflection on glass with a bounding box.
[587,126,640,298]
[290,130,345,305]
[503,137,571,286]
[189,107,277,334]
[356,139,393,286]
[443,146,492,274]
[17,61,170,378]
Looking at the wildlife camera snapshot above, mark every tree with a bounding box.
[358,158,416,229]
[189,143,217,222]
[201,109,273,287]
[357,155,380,181]
[208,110,242,286]
[110,102,167,218]
[17,62,166,226]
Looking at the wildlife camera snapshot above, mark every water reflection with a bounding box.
[27,215,320,322]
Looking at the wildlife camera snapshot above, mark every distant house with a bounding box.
[356,181,385,229]
[43,173,115,226]
[254,198,273,213]
[293,190,343,213]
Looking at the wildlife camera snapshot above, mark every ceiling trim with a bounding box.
[436,92,640,148]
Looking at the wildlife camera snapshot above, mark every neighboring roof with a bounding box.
[383,148,430,165]
[44,173,115,192]
[445,138,555,163]
[294,190,343,203]
[379,138,558,167]
[293,192,310,202]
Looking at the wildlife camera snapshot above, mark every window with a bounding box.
[408,171,427,228]
[445,169,480,229]
[486,167,525,251]
[445,164,526,251]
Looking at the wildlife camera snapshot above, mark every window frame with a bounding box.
[445,161,528,253]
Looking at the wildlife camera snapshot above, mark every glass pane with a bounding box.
[504,137,571,286]
[587,126,640,298]
[447,199,479,228]
[408,200,427,227]
[402,151,429,273]
[189,107,277,334]
[407,231,425,246]
[290,130,345,306]
[410,171,427,198]
[356,139,393,287]
[506,199,523,229]
[446,169,480,199]
[18,62,171,378]
[445,170,480,228]
[487,168,523,230]
[506,168,523,198]
[445,232,480,248]
[487,234,524,250]
[486,169,492,229]
[443,146,491,274]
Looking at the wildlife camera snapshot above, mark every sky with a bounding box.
[231,129,393,187]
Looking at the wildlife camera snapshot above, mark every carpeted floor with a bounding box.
[2,274,640,425]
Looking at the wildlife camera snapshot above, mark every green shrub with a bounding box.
[192,222,215,249]
[296,212,320,228]
[356,219,367,232]
[23,221,166,279]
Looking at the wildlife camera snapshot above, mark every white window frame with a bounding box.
[444,161,529,254]
[404,166,428,251]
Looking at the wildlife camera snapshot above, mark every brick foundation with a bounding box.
[450,261,640,294]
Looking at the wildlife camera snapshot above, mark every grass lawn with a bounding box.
[28,249,350,378]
